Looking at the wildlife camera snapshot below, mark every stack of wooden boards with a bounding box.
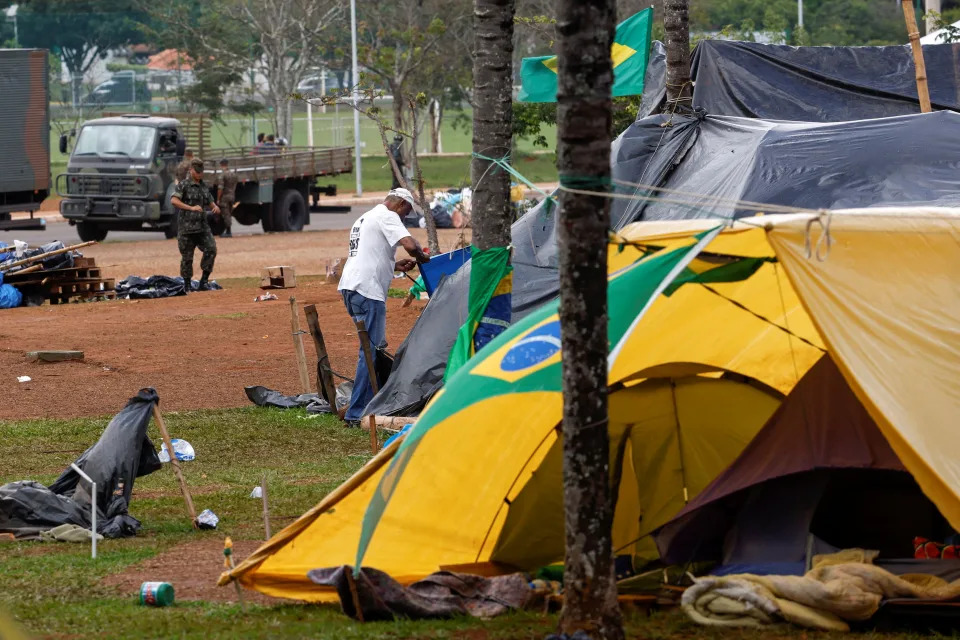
[0,241,115,305]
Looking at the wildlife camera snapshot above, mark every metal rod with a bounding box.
[69,463,96,559]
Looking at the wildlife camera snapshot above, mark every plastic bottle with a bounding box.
[139,581,175,606]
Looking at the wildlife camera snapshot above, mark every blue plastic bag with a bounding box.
[0,283,21,309]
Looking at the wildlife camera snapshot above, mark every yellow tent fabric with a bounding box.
[223,207,960,602]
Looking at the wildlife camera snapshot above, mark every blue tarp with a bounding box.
[419,247,471,296]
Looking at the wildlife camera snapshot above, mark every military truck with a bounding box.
[0,49,50,233]
[56,114,353,241]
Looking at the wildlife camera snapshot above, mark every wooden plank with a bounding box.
[0,241,97,272]
[304,304,338,408]
[25,350,84,363]
[152,405,198,529]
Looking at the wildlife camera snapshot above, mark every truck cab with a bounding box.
[57,115,186,241]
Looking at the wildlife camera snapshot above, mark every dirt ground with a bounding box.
[1,228,470,420]
[102,539,285,604]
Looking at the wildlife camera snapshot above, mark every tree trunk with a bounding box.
[429,99,443,153]
[471,0,516,251]
[556,0,623,638]
[663,0,692,109]
[392,82,406,155]
[407,99,441,254]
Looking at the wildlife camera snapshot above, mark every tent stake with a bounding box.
[261,473,271,541]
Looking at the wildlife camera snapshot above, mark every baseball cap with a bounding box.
[387,188,422,215]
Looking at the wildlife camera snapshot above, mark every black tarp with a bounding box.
[0,389,162,538]
[640,40,960,120]
[117,275,223,299]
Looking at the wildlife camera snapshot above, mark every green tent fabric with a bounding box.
[518,8,654,103]
[443,247,513,383]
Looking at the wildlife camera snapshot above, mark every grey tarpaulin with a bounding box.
[244,386,333,414]
[363,200,559,417]
[0,388,162,539]
[612,110,960,226]
[639,40,960,120]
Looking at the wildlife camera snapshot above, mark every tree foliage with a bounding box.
[18,0,147,76]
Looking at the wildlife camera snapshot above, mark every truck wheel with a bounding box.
[163,213,179,239]
[272,189,307,232]
[76,222,108,242]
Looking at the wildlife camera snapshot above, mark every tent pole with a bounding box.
[902,0,933,112]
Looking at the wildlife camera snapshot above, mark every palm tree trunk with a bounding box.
[556,0,623,638]
[471,0,515,251]
[664,0,692,109]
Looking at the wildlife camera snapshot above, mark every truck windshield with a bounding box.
[73,125,156,160]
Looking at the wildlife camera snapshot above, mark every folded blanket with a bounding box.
[683,552,960,632]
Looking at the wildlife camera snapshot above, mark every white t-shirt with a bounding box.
[338,204,412,301]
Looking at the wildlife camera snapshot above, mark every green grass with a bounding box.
[0,408,930,638]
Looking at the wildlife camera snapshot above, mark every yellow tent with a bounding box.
[222,208,960,602]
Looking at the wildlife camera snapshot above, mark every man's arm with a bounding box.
[170,195,201,212]
[398,236,430,264]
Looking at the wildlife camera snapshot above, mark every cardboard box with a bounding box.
[260,265,297,289]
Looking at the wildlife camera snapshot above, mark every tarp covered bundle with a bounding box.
[611,110,960,226]
[638,40,960,120]
[116,275,222,299]
[0,389,162,538]
[220,208,960,603]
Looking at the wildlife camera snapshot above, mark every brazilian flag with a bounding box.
[518,8,654,103]
[444,247,513,382]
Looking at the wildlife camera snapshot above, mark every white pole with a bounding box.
[350,0,363,196]
[70,463,96,559]
[321,68,327,114]
[307,100,314,147]
[798,0,804,28]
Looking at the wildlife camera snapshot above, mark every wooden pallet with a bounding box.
[48,290,117,305]
[46,278,115,296]
[5,266,103,285]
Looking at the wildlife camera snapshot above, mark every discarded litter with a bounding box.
[250,486,263,499]
[139,581,175,607]
[16,376,30,383]
[158,439,196,463]
[196,509,219,530]
[255,293,279,302]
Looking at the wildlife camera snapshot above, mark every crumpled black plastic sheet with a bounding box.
[244,386,333,414]
[0,388,162,539]
[117,275,223,299]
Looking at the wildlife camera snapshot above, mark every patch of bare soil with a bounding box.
[101,538,285,605]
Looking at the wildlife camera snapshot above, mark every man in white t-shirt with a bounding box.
[338,188,430,425]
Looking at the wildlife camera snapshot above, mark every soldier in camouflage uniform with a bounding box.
[215,158,238,238]
[175,148,195,182]
[170,159,221,292]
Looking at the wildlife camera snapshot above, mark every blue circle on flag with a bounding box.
[500,321,562,372]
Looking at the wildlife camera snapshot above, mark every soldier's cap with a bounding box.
[219,158,229,166]
[184,147,194,155]
[190,158,205,172]
[387,188,422,215]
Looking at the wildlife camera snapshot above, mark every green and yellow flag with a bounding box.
[518,8,654,103]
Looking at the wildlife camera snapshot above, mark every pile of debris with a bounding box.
[0,240,114,307]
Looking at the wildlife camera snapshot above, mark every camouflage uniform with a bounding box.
[172,176,217,284]
[216,168,239,233]
[175,157,193,182]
